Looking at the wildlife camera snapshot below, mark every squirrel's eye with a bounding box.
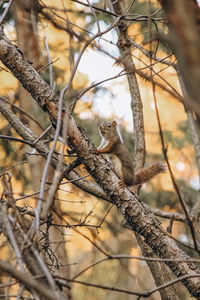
[107,124,111,129]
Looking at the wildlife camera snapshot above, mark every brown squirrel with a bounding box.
[96,120,166,186]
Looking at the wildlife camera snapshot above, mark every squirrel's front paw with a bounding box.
[119,180,126,189]
[157,162,167,172]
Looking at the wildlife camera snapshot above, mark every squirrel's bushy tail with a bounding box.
[133,162,166,185]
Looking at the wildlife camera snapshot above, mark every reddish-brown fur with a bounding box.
[97,120,165,186]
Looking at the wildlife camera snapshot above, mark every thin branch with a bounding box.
[32,124,52,146]
[57,273,200,298]
[44,21,54,89]
[0,96,45,132]
[40,3,181,102]
[146,205,186,223]
[0,0,14,26]
[0,259,62,300]
[41,114,69,219]
[86,0,100,32]
[70,0,118,17]
[0,135,34,147]
[71,70,129,112]
[64,13,121,104]
[32,94,67,237]
[54,208,111,257]
[2,203,25,272]
[72,254,200,280]
[37,58,60,73]
[153,85,199,253]
[0,160,27,176]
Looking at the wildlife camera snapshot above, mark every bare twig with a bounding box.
[86,0,100,32]
[68,14,122,113]
[0,259,62,300]
[71,70,128,111]
[4,214,25,272]
[44,21,54,89]
[153,85,199,252]
[41,113,69,219]
[0,0,14,26]
[72,254,200,280]
[0,160,27,176]
[37,58,59,73]
[57,273,200,298]
[33,92,66,237]
[32,124,52,146]
[0,135,34,147]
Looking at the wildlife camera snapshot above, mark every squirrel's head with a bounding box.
[99,120,117,139]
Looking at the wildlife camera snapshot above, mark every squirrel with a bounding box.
[96,120,166,186]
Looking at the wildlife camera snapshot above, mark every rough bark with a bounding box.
[136,235,180,300]
[0,204,67,300]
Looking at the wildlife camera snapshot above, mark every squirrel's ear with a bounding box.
[112,120,117,127]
